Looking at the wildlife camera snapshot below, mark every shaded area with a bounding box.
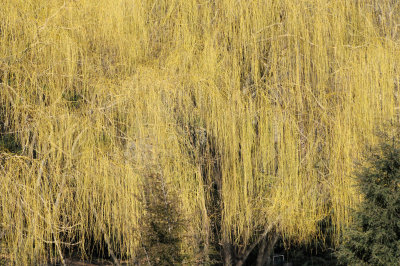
[0,108,21,154]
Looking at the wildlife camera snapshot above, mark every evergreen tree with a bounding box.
[337,135,400,265]
[140,173,185,265]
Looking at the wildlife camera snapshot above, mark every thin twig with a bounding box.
[51,226,66,266]
[38,1,67,33]
[89,199,120,266]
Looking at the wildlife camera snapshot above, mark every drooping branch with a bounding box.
[89,199,120,266]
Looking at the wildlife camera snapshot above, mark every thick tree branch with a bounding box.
[239,221,278,264]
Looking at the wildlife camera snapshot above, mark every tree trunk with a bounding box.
[256,237,267,266]
[235,259,244,266]
[223,241,233,265]
[262,232,279,266]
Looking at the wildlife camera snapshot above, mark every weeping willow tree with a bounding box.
[1,0,400,265]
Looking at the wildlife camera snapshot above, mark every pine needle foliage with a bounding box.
[337,130,400,265]
[139,172,185,265]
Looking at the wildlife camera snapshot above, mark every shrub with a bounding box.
[337,134,400,265]
[140,173,185,265]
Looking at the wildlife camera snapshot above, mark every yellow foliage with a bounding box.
[1,0,399,263]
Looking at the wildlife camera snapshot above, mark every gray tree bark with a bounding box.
[262,233,279,266]
[256,237,267,266]
[223,241,233,265]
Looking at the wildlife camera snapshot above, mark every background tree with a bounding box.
[337,132,400,265]
[139,172,185,265]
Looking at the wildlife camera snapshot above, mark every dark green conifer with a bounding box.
[337,133,400,265]
[140,173,184,265]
